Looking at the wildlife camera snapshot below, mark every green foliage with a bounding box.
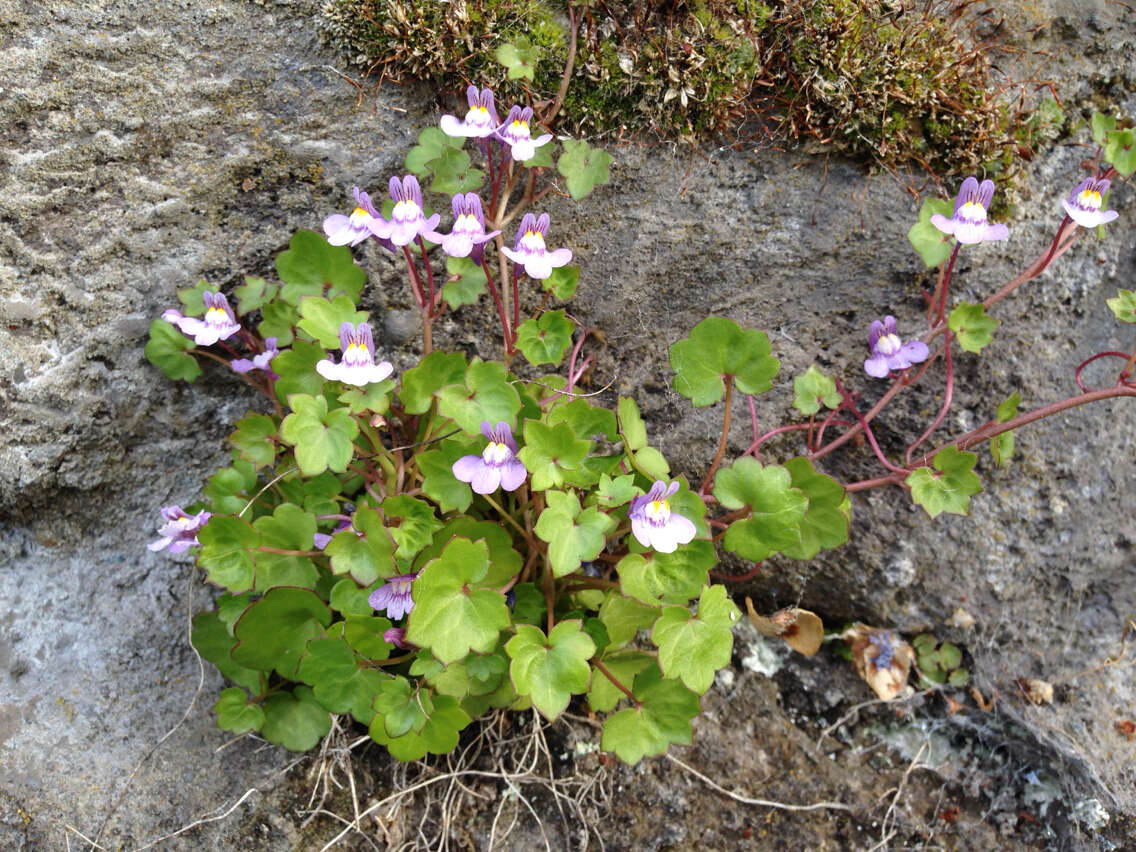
[907,446,982,518]
[948,302,999,354]
[507,622,596,719]
[280,394,360,476]
[234,275,278,315]
[145,319,201,382]
[912,633,969,688]
[792,365,841,416]
[296,295,368,348]
[534,490,615,577]
[669,317,780,406]
[991,391,1021,468]
[908,198,955,268]
[780,457,850,560]
[557,139,615,199]
[496,37,538,80]
[714,457,808,561]
[443,256,488,309]
[276,229,367,304]
[600,664,700,764]
[515,309,576,366]
[1104,126,1136,177]
[1107,288,1136,323]
[437,358,522,435]
[652,585,739,694]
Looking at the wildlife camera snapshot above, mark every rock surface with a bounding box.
[1,0,1134,848]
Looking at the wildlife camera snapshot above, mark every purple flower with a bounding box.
[440,193,501,259]
[231,337,279,376]
[162,291,241,346]
[869,631,896,669]
[930,177,1009,244]
[147,505,211,554]
[313,509,355,550]
[368,175,443,247]
[500,212,572,280]
[384,627,411,649]
[324,186,386,247]
[1062,177,1119,228]
[864,316,929,378]
[452,421,528,494]
[369,572,418,621]
[628,481,696,554]
[440,85,500,139]
[496,105,552,162]
[316,322,394,386]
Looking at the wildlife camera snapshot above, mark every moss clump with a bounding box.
[318,0,1059,181]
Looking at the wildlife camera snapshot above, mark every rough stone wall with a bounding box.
[1,0,1134,848]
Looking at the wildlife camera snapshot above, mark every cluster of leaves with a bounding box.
[913,633,969,689]
[319,0,1055,178]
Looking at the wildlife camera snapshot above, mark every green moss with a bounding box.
[318,0,1060,182]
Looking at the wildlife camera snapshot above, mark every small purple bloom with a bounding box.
[313,509,356,550]
[369,175,443,247]
[868,631,896,669]
[384,627,411,649]
[628,481,697,554]
[316,322,394,386]
[231,337,279,376]
[369,572,418,621]
[148,505,211,554]
[1062,177,1119,228]
[162,291,241,346]
[495,105,552,162]
[440,85,500,139]
[452,421,528,494]
[864,316,929,379]
[440,193,501,259]
[324,186,388,247]
[500,212,572,280]
[930,176,1009,244]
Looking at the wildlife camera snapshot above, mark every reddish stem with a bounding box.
[708,562,764,582]
[699,375,734,495]
[905,331,954,466]
[592,658,639,706]
[1075,351,1133,391]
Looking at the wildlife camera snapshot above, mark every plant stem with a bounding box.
[700,375,734,495]
[543,4,578,128]
[905,331,954,466]
[592,658,639,706]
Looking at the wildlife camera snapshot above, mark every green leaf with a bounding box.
[1092,112,1116,145]
[517,420,592,491]
[191,611,266,693]
[587,652,652,712]
[948,668,970,688]
[601,664,700,764]
[329,578,377,616]
[792,365,841,416]
[515,310,576,367]
[521,139,556,169]
[906,446,982,518]
[495,37,537,80]
[714,457,808,561]
[415,516,522,588]
[297,637,388,724]
[258,300,299,347]
[272,340,325,401]
[618,396,648,450]
[534,491,616,578]
[342,615,395,659]
[326,505,397,587]
[428,145,484,195]
[590,473,639,509]
[779,457,850,559]
[405,538,512,664]
[436,358,522,436]
[616,541,716,606]
[261,685,331,751]
[652,585,740,694]
[991,391,1021,468]
[252,503,319,590]
[204,456,258,514]
[371,692,470,761]
[907,197,956,267]
[543,265,579,300]
[279,393,359,476]
[938,642,962,670]
[233,275,278,315]
[338,379,394,415]
[443,256,488,310]
[598,592,659,651]
[232,587,332,678]
[198,516,260,593]
[948,302,999,353]
[381,495,442,562]
[399,350,468,414]
[144,319,201,382]
[296,295,369,348]
[213,687,265,735]
[669,317,780,406]
[405,127,465,178]
[557,139,614,200]
[276,229,367,304]
[1106,288,1136,323]
[418,437,478,513]
[176,279,216,315]
[546,398,618,443]
[1104,127,1136,177]
[229,413,278,469]
[506,621,596,720]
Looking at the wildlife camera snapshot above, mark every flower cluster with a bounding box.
[440,87,552,162]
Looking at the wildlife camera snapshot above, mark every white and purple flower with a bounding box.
[440,85,500,139]
[148,505,211,554]
[628,480,696,554]
[452,421,528,494]
[500,212,572,280]
[162,291,241,347]
[369,175,443,247]
[323,186,387,247]
[369,572,418,621]
[495,105,552,162]
[316,322,394,386]
[864,316,929,378]
[440,193,500,259]
[231,337,279,376]
[930,176,1009,245]
[1062,177,1119,228]
[383,627,411,649]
